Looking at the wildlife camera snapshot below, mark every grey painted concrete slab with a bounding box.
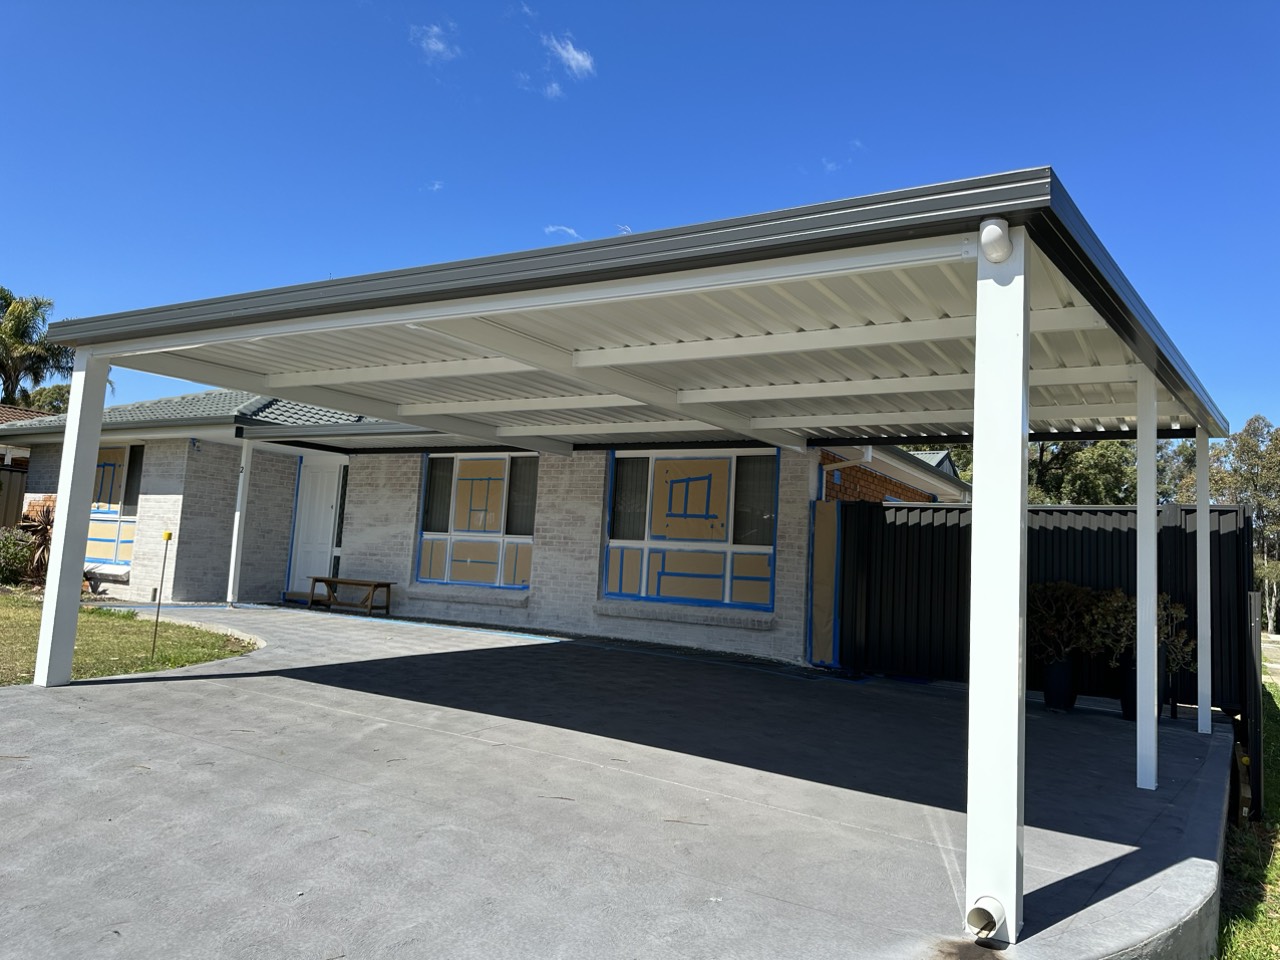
[0,605,1231,960]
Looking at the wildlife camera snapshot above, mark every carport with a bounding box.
[33,167,1228,944]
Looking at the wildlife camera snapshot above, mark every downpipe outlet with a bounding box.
[966,897,1005,939]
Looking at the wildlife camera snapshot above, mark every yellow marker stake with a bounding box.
[152,531,173,659]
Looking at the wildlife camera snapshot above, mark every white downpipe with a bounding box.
[226,440,255,605]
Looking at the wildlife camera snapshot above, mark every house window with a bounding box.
[416,454,539,589]
[604,450,777,609]
[86,445,138,567]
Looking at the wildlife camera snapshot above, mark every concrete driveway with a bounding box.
[0,606,1229,960]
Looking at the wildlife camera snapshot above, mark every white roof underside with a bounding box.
[109,233,1195,454]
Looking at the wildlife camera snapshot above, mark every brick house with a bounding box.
[2,389,965,661]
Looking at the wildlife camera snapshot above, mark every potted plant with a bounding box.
[1088,589,1138,719]
[1027,581,1095,711]
[1158,595,1194,719]
[1087,589,1193,720]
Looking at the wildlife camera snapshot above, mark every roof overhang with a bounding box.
[822,444,972,502]
[48,167,1228,451]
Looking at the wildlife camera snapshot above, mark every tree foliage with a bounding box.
[1210,415,1280,632]
[25,382,71,414]
[0,286,73,406]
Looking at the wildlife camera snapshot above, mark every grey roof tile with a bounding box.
[0,389,384,435]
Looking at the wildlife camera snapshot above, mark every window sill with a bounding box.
[407,583,531,608]
[592,599,774,630]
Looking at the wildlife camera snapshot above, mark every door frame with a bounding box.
[284,452,349,597]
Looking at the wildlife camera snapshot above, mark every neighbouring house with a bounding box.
[0,404,47,525]
[21,168,1234,944]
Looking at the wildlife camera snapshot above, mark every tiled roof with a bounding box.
[0,389,383,435]
[0,404,52,424]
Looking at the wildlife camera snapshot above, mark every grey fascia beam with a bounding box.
[48,168,1055,348]
[1037,172,1228,436]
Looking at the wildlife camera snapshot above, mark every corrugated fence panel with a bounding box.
[837,503,1254,713]
[0,467,27,527]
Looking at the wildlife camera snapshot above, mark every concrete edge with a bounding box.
[99,604,268,651]
[1103,726,1233,960]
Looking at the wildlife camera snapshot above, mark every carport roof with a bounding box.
[50,167,1227,452]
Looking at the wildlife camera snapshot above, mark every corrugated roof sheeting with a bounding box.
[101,231,1200,448]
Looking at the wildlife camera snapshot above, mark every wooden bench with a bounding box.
[306,576,395,617]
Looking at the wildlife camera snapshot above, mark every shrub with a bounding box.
[0,527,35,585]
[1027,581,1096,663]
[17,503,55,583]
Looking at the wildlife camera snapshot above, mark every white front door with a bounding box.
[289,462,341,594]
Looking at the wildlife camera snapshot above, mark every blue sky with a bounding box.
[3,1,1276,432]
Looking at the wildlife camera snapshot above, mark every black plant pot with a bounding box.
[1117,649,1167,721]
[1042,657,1076,712]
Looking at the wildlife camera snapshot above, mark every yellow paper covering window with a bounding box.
[453,459,506,533]
[650,458,730,542]
[450,540,501,585]
[92,448,128,511]
[502,542,533,587]
[647,550,726,601]
[419,538,449,581]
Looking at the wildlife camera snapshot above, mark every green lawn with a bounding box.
[1218,678,1279,959]
[0,590,255,685]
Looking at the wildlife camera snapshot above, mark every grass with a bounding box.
[1218,674,1280,959]
[0,590,256,685]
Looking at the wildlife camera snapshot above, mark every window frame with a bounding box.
[414,452,539,590]
[603,448,779,610]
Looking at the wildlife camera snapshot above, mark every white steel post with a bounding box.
[1136,369,1159,789]
[34,353,110,687]
[226,440,255,605]
[964,219,1030,944]
[1196,428,1213,734]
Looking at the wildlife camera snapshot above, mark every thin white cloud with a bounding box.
[543,81,563,99]
[616,224,632,235]
[520,2,536,16]
[410,23,461,64]
[542,33,595,78]
[821,157,840,173]
[544,224,582,241]
[428,180,444,192]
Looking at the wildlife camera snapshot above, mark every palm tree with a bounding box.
[0,286,74,406]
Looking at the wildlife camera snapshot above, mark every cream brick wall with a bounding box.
[340,449,817,663]
[238,449,299,602]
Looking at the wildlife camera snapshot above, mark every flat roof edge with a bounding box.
[50,168,1054,347]
[1039,172,1228,436]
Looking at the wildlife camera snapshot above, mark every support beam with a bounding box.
[424,317,804,449]
[1196,428,1213,734]
[964,220,1029,945]
[1136,367,1159,789]
[267,356,533,389]
[398,394,643,417]
[676,364,1143,405]
[496,419,717,437]
[226,440,255,605]
[35,353,111,687]
[116,351,573,457]
[748,401,1181,431]
[572,306,1101,369]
